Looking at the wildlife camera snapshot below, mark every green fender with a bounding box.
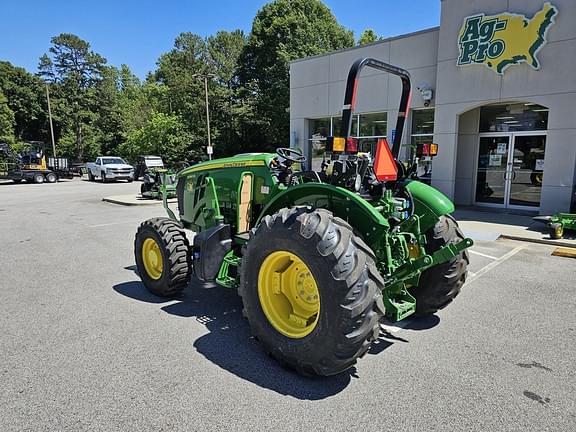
[404,180,455,233]
[256,183,390,249]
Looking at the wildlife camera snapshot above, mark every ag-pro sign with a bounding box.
[457,2,558,74]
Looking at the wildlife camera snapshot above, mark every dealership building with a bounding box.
[289,0,575,214]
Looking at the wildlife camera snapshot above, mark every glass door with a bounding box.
[475,136,510,206]
[475,134,546,209]
[508,135,546,208]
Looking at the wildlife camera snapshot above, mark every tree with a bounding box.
[38,33,106,160]
[93,65,123,155]
[0,62,47,143]
[239,0,354,148]
[151,30,252,158]
[358,29,380,45]
[205,30,251,155]
[0,90,15,143]
[118,112,197,165]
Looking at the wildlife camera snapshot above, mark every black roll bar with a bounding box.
[339,58,411,158]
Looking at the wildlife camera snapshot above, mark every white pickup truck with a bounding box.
[86,157,134,183]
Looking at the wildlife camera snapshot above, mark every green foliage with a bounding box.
[57,126,101,161]
[0,62,46,142]
[39,33,107,160]
[358,29,380,45]
[119,112,198,165]
[0,90,16,143]
[239,0,354,147]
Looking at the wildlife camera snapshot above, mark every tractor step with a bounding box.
[234,232,250,244]
[216,251,242,288]
[383,287,416,321]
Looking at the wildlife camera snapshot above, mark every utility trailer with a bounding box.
[0,143,71,183]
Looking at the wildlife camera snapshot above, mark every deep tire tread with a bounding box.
[410,215,468,316]
[239,207,384,376]
[134,217,192,297]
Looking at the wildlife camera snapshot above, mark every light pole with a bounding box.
[45,83,57,158]
[192,73,216,160]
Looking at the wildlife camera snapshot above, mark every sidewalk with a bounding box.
[453,208,576,247]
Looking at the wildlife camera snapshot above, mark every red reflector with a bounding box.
[346,137,358,153]
[374,138,397,181]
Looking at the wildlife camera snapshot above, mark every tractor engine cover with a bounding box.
[192,224,232,281]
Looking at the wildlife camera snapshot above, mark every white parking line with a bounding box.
[465,245,527,285]
[469,250,500,260]
[88,220,137,228]
[381,245,526,334]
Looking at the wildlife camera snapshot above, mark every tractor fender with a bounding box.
[404,180,455,233]
[257,183,389,248]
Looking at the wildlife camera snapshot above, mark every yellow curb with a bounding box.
[551,247,576,259]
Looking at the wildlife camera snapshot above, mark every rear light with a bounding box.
[326,136,345,153]
[374,138,397,181]
[416,142,439,157]
[345,137,358,154]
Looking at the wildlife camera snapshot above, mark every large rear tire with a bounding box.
[134,218,192,297]
[239,207,385,376]
[45,172,57,183]
[409,215,469,317]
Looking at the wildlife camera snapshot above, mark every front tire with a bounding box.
[409,215,469,316]
[33,173,44,184]
[134,218,192,297]
[240,207,385,376]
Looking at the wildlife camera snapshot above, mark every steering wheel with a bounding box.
[276,147,306,164]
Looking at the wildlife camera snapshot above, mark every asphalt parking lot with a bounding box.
[1,178,575,432]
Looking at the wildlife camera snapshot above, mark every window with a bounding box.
[309,118,330,140]
[359,112,387,137]
[359,112,387,154]
[332,116,359,137]
[410,109,435,184]
[479,103,548,132]
[308,118,330,170]
[307,112,387,169]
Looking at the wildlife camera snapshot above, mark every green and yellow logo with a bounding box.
[457,2,558,74]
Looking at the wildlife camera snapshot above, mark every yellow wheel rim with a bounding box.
[142,237,163,280]
[258,251,320,339]
[556,225,563,238]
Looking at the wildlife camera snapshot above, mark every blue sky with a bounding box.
[0,0,440,78]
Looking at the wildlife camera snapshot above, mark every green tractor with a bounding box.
[134,58,473,376]
[140,168,177,200]
[534,212,576,239]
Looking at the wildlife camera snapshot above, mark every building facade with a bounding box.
[289,0,576,214]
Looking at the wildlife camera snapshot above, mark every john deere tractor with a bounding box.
[134,58,473,376]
